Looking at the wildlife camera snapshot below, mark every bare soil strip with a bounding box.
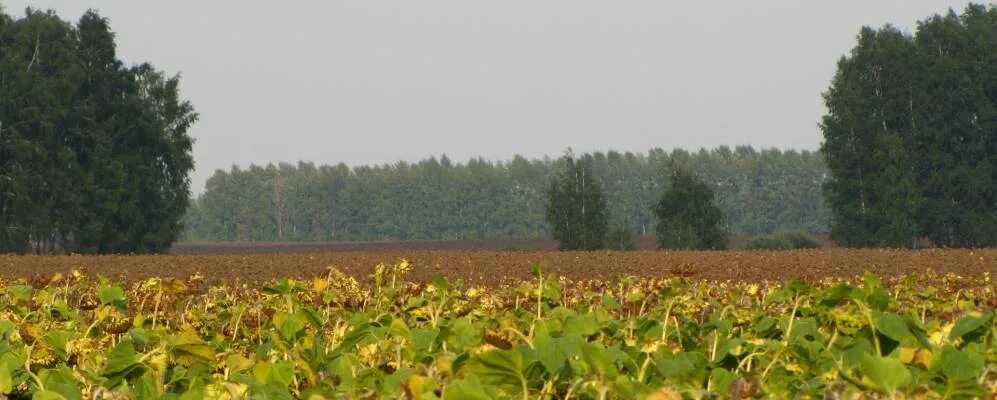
[1,249,992,287]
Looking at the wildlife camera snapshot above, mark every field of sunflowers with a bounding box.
[0,260,994,399]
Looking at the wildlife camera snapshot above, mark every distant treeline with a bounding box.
[182,147,830,242]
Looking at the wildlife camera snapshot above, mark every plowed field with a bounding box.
[1,248,993,287]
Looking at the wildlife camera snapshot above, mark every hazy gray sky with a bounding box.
[1,1,981,193]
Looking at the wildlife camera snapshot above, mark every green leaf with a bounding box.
[875,313,914,343]
[710,368,736,394]
[261,279,293,295]
[443,376,493,400]
[226,354,255,374]
[169,330,215,366]
[841,339,873,368]
[410,328,439,354]
[179,385,206,400]
[0,360,12,394]
[534,334,580,373]
[581,343,617,379]
[10,285,32,302]
[862,272,881,291]
[654,352,697,381]
[101,341,151,389]
[752,317,777,335]
[132,376,160,400]
[704,318,733,334]
[563,314,599,337]
[939,345,984,381]
[253,361,295,388]
[601,295,621,311]
[248,383,295,400]
[389,318,411,339]
[531,264,545,278]
[38,367,81,400]
[767,288,793,304]
[789,318,820,340]
[297,307,322,329]
[129,327,150,345]
[0,320,14,337]
[42,331,71,360]
[784,279,811,295]
[429,276,451,291]
[330,322,372,358]
[860,354,911,394]
[865,288,891,311]
[273,312,306,342]
[463,349,526,392]
[98,284,125,306]
[820,283,855,306]
[32,390,68,400]
[449,317,482,350]
[948,314,991,343]
[715,338,744,360]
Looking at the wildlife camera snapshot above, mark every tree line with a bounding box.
[3,4,992,254]
[182,147,830,242]
[0,8,197,254]
[820,4,996,248]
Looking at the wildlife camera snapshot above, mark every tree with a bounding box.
[821,4,996,248]
[910,5,996,248]
[545,153,608,250]
[0,8,197,254]
[820,26,920,248]
[653,166,726,249]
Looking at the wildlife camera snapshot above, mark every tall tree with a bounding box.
[822,4,996,248]
[0,8,197,253]
[545,153,608,250]
[911,5,996,247]
[821,26,920,247]
[652,166,727,250]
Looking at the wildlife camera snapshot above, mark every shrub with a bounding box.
[605,223,637,250]
[744,232,821,250]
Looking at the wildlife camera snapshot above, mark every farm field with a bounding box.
[0,249,994,398]
[0,248,992,287]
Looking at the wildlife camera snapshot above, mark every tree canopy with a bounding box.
[545,154,609,250]
[821,4,996,248]
[0,8,197,254]
[652,167,727,250]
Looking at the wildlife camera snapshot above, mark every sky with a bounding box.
[1,1,983,193]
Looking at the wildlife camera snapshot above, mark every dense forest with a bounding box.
[821,4,996,248]
[0,8,196,254]
[182,147,830,242]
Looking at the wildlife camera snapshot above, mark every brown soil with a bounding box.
[1,248,992,287]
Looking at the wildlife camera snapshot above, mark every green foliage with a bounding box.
[653,166,727,249]
[604,221,637,250]
[744,232,821,250]
[183,147,832,242]
[0,264,993,398]
[821,4,996,248]
[545,154,609,250]
[0,8,196,254]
